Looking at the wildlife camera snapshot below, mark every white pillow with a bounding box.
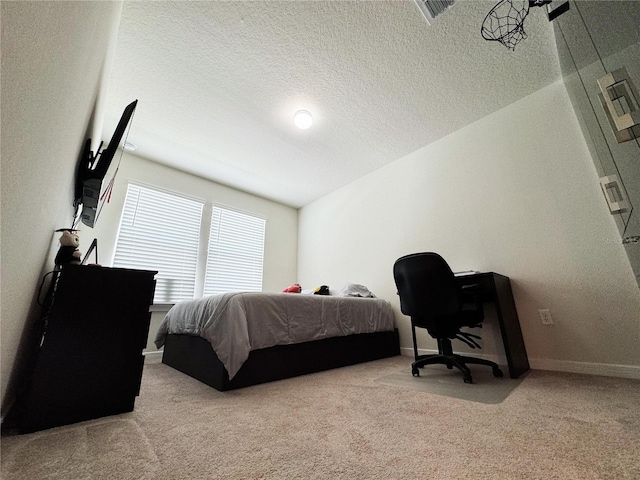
[330,283,376,298]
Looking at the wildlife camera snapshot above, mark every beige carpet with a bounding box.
[2,355,640,479]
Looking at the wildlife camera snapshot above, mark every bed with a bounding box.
[155,291,400,391]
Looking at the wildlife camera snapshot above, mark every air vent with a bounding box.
[414,0,455,24]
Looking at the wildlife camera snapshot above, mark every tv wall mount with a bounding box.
[73,99,138,229]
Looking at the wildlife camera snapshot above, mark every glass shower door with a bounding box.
[554,1,640,286]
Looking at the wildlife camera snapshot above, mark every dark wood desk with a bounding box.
[455,272,529,379]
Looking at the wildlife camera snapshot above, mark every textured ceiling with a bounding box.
[104,0,562,208]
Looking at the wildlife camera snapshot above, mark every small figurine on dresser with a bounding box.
[54,229,82,268]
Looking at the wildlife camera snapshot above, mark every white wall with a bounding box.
[85,153,298,351]
[1,1,124,412]
[298,81,640,375]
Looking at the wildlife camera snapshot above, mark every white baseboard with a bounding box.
[143,350,163,359]
[399,347,640,380]
[528,358,640,380]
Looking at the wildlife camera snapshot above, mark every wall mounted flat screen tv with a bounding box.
[77,99,137,228]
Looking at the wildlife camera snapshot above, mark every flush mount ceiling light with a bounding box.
[294,110,313,129]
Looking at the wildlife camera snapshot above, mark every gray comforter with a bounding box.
[155,292,396,379]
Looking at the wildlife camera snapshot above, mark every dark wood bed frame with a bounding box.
[161,329,400,391]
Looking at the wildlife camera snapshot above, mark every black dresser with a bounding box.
[18,264,156,433]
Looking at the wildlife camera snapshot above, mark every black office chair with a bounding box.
[393,252,503,383]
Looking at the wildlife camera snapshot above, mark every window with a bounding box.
[204,207,266,295]
[113,184,204,303]
[112,183,266,304]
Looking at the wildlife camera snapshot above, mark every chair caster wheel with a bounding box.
[412,367,420,377]
[463,376,473,384]
[493,368,504,378]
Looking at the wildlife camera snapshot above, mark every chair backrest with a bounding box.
[393,252,462,319]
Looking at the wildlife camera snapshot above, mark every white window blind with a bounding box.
[204,206,265,296]
[113,184,204,303]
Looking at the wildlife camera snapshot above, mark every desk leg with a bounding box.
[492,275,530,378]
